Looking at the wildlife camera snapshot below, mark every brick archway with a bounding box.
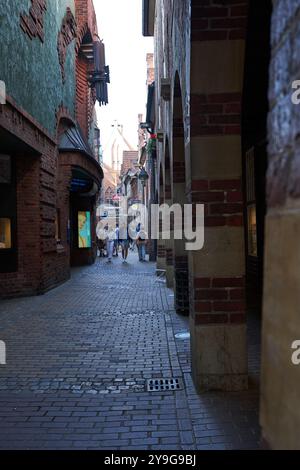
[171,73,190,315]
[164,138,174,288]
[156,162,166,272]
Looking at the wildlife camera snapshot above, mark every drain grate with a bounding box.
[147,378,183,392]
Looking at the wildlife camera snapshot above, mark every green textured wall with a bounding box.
[0,0,76,136]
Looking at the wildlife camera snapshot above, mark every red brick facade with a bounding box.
[191,1,248,42]
[0,0,104,298]
[75,0,98,137]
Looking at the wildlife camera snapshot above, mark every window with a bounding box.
[247,205,257,257]
[0,155,11,184]
[246,148,258,257]
[0,218,12,249]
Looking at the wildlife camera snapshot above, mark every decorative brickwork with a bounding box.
[57,8,77,83]
[75,0,98,52]
[20,0,47,43]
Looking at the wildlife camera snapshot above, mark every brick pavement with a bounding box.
[0,253,260,449]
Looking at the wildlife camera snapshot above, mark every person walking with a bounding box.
[136,225,148,262]
[113,224,120,257]
[130,221,141,252]
[119,223,130,263]
[96,224,106,257]
[105,225,115,263]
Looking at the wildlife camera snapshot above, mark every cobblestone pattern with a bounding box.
[0,254,260,449]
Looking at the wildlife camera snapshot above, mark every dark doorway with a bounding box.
[242,0,272,313]
[242,1,272,387]
[172,72,190,316]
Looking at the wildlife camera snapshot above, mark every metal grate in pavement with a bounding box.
[147,378,183,392]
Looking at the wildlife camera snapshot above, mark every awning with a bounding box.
[59,124,94,158]
[59,124,104,181]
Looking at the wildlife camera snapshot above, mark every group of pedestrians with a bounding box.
[100,222,148,264]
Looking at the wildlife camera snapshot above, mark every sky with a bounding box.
[94,0,154,164]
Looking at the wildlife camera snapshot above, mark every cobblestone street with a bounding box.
[0,254,260,450]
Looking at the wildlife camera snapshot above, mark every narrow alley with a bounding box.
[0,254,259,450]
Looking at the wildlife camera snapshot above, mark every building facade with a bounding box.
[0,0,108,297]
[144,0,300,449]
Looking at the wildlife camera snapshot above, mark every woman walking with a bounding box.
[105,225,116,263]
[136,225,148,262]
[119,223,130,263]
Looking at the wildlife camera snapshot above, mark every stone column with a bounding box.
[189,3,248,391]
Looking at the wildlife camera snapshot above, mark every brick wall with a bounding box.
[146,53,155,85]
[75,0,98,142]
[191,178,243,227]
[194,276,245,324]
[121,151,139,176]
[191,0,248,42]
[0,0,103,298]
[190,92,242,137]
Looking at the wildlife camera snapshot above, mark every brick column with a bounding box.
[189,0,248,391]
[172,160,190,314]
[157,166,167,273]
[164,182,174,288]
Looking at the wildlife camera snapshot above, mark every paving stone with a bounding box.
[0,253,260,449]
